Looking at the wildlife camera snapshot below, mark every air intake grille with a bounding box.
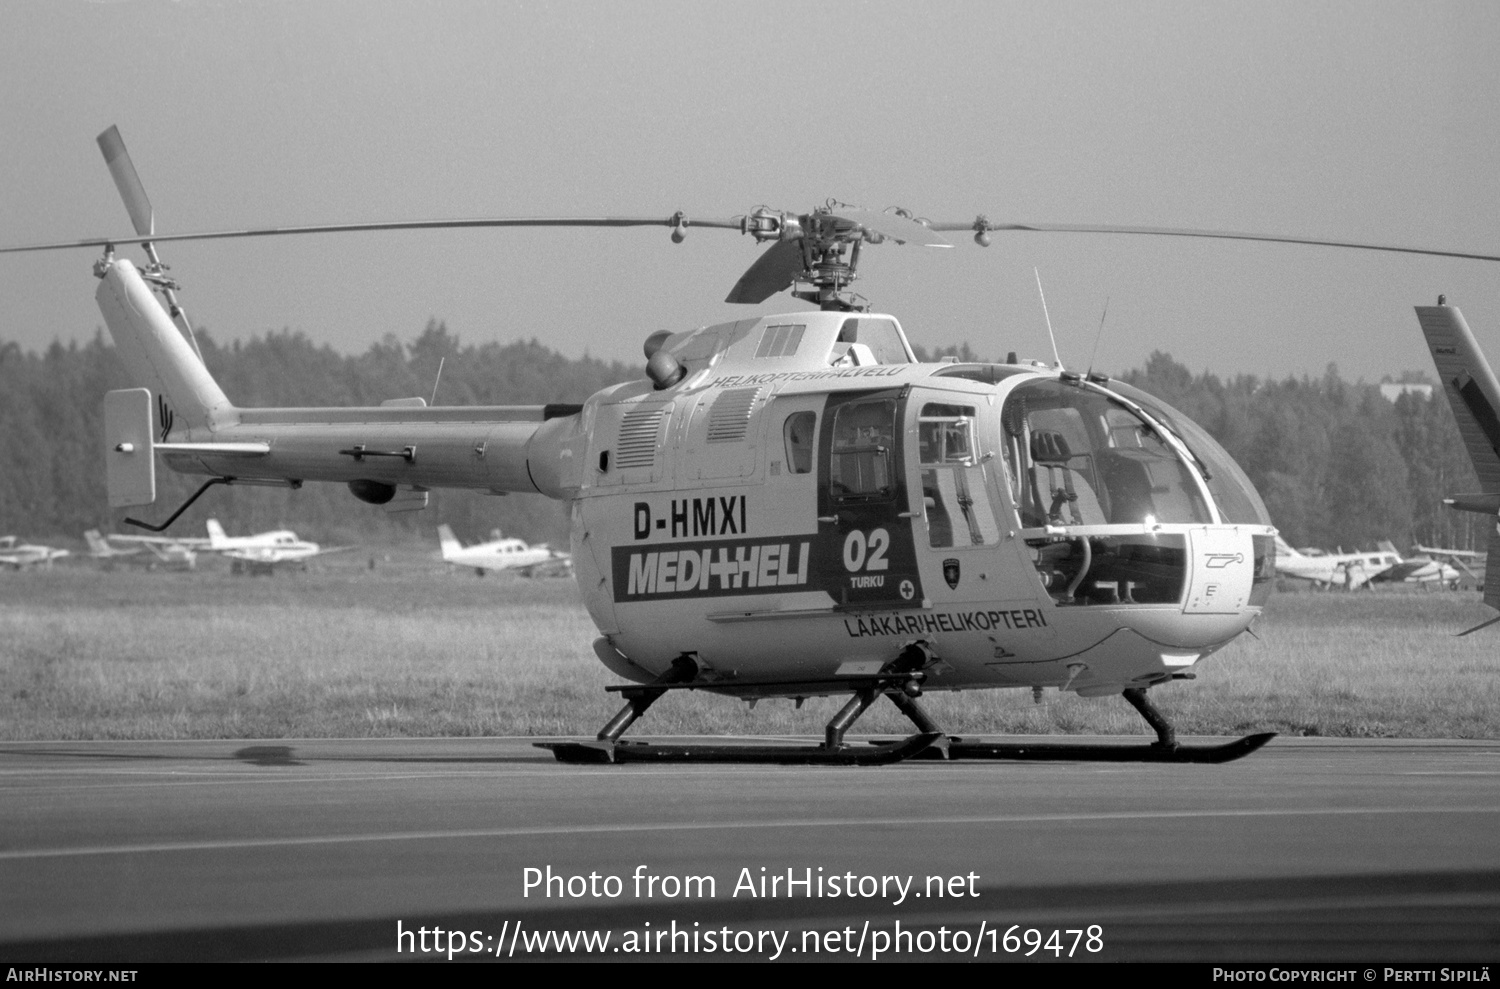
[707,388,760,443]
[615,408,665,468]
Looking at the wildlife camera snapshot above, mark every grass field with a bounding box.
[2,557,1497,741]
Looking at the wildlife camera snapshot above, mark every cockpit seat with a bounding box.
[1029,431,1105,525]
[1096,449,1155,525]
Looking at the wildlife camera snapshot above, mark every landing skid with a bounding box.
[539,732,944,766]
[912,732,1275,764]
[534,650,1276,766]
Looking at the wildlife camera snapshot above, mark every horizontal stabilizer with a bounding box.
[1444,493,1500,515]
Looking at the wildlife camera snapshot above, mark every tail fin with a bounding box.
[1415,302,1500,622]
[1416,303,1500,491]
[206,519,229,548]
[84,529,110,555]
[437,525,463,560]
[1377,540,1400,556]
[95,258,235,432]
[1273,535,1300,558]
[1482,528,1500,621]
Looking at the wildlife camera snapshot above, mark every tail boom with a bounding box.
[96,256,585,508]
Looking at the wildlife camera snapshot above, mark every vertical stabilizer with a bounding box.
[1416,303,1500,623]
[1484,525,1500,617]
[96,259,235,432]
[437,525,463,560]
[206,519,229,548]
[1415,304,1500,493]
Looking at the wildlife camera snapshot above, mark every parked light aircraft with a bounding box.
[84,528,200,570]
[1368,548,1464,588]
[1411,545,1488,589]
[205,519,346,574]
[1271,536,1402,590]
[437,525,572,577]
[0,536,69,570]
[4,126,1499,763]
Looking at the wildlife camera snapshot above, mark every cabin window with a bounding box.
[918,403,998,548]
[1001,380,1212,528]
[1027,532,1189,606]
[831,318,910,366]
[755,323,806,358]
[783,411,816,474]
[830,399,896,501]
[1101,380,1273,526]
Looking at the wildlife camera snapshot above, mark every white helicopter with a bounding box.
[437,525,572,578]
[4,127,1498,764]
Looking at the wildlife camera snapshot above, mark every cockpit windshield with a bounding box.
[1000,379,1213,527]
[1101,380,1273,526]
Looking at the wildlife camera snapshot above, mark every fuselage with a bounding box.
[1273,538,1400,588]
[438,525,563,573]
[563,312,1276,697]
[99,256,1274,699]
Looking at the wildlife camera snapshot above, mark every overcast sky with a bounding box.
[3,0,1499,384]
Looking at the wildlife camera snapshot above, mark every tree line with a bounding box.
[0,327,1481,552]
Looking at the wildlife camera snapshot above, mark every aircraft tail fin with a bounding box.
[1417,302,1500,625]
[1377,540,1400,556]
[1273,534,1300,558]
[437,524,463,560]
[84,529,110,555]
[96,258,235,433]
[1484,524,1500,616]
[1459,532,1500,633]
[206,519,229,548]
[1415,303,1500,494]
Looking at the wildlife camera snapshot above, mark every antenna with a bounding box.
[429,356,446,406]
[1033,267,1062,368]
[1086,296,1110,379]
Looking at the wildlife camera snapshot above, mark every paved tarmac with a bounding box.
[1,735,1498,962]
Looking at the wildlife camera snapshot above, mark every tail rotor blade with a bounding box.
[726,239,805,304]
[96,126,154,237]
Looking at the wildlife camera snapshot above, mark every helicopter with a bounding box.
[4,126,1497,765]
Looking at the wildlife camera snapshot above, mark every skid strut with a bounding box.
[538,648,943,765]
[1123,686,1177,749]
[594,655,698,744]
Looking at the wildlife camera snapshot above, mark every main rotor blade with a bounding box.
[0,216,746,255]
[926,220,1500,264]
[726,239,805,304]
[829,207,951,247]
[96,126,154,238]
